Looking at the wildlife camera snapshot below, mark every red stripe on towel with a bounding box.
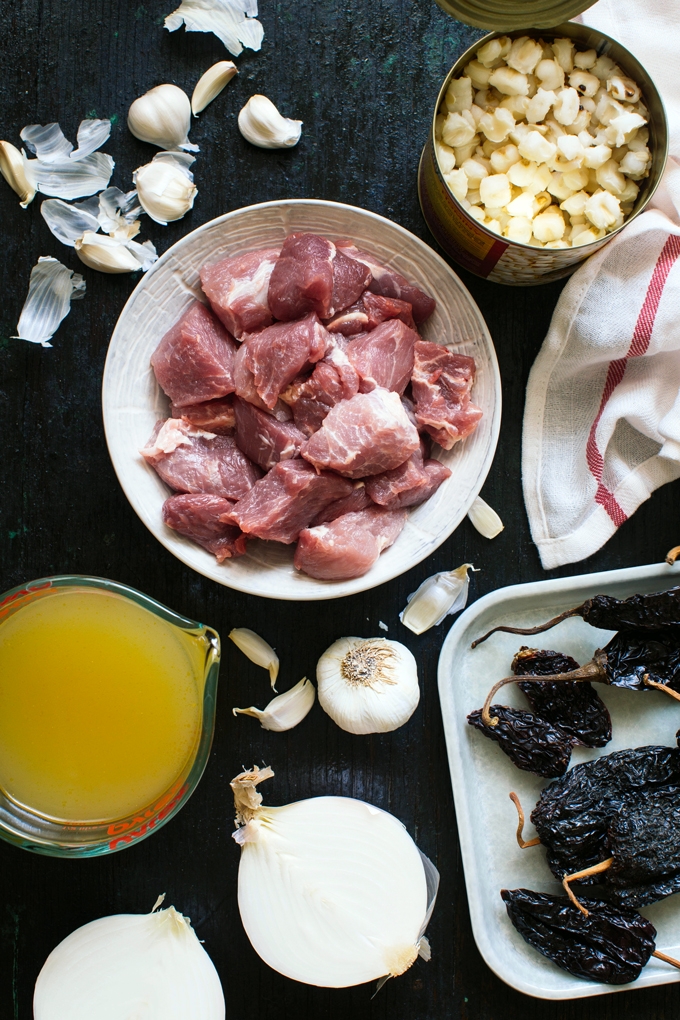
[585,233,680,525]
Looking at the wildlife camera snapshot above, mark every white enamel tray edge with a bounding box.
[437,559,680,1000]
[102,198,501,601]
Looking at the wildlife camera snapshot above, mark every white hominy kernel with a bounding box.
[465,60,492,89]
[552,38,575,73]
[532,206,566,241]
[567,109,592,135]
[547,173,576,200]
[507,158,538,187]
[470,104,484,126]
[557,134,585,162]
[618,148,651,179]
[534,190,552,212]
[592,54,619,80]
[468,204,485,221]
[560,190,589,216]
[506,37,544,75]
[619,177,640,202]
[454,140,479,164]
[569,70,600,98]
[585,189,622,228]
[485,217,501,233]
[594,93,624,126]
[606,111,646,147]
[561,167,590,191]
[525,163,553,195]
[504,216,533,243]
[596,158,626,195]
[583,144,612,169]
[490,143,520,173]
[442,110,477,147]
[580,96,596,114]
[461,157,489,186]
[545,239,570,248]
[526,88,556,124]
[535,58,565,91]
[476,38,505,68]
[481,138,503,156]
[445,77,474,113]
[436,141,456,174]
[518,130,556,163]
[572,225,606,245]
[444,168,468,202]
[553,88,581,125]
[627,127,649,151]
[499,95,530,119]
[498,36,512,57]
[574,49,597,69]
[480,173,512,207]
[506,190,538,217]
[607,75,641,103]
[488,67,529,97]
[479,107,515,143]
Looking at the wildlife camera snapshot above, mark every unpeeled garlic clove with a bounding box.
[238,95,302,149]
[467,496,504,539]
[128,84,198,151]
[0,140,36,207]
[133,151,197,225]
[229,627,279,688]
[233,677,315,731]
[400,564,475,635]
[74,231,158,274]
[192,61,238,115]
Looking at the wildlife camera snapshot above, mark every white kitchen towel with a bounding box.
[522,0,680,570]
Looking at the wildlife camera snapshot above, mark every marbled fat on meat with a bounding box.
[365,446,451,509]
[172,395,235,434]
[238,311,329,410]
[141,419,261,501]
[233,396,305,471]
[268,233,370,321]
[347,319,418,395]
[411,340,483,450]
[199,248,279,338]
[336,241,436,324]
[294,506,407,580]
[162,493,247,562]
[150,301,238,407]
[302,387,420,478]
[229,458,353,544]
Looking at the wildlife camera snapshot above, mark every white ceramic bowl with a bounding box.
[102,199,501,600]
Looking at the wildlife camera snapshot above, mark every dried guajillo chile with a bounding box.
[471,585,680,647]
[501,889,680,984]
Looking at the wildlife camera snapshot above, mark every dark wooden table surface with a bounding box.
[2,2,680,1017]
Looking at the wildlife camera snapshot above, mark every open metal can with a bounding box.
[419,22,668,285]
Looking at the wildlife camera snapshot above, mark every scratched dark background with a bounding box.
[1,1,680,1017]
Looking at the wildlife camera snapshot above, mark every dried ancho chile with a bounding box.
[472,585,680,646]
[467,706,573,778]
[501,889,660,985]
[512,647,612,748]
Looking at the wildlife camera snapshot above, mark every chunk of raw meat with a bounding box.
[365,447,451,509]
[309,483,374,526]
[302,388,420,479]
[362,292,416,331]
[281,342,360,437]
[268,234,371,321]
[411,340,483,450]
[141,419,261,500]
[233,396,305,471]
[162,494,247,562]
[294,506,407,580]
[347,319,418,395]
[150,301,238,406]
[235,311,330,410]
[323,301,370,336]
[229,458,352,544]
[336,242,436,324]
[199,248,280,338]
[172,395,235,434]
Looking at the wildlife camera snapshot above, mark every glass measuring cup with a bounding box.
[0,575,220,857]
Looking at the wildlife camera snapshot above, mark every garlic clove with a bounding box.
[133,151,197,225]
[229,627,279,688]
[0,140,36,206]
[400,563,475,635]
[165,0,264,58]
[13,257,85,348]
[192,60,238,115]
[74,231,158,274]
[316,637,419,734]
[128,84,198,152]
[233,677,315,731]
[467,496,504,538]
[238,94,302,149]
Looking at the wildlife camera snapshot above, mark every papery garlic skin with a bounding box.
[128,84,198,151]
[229,627,279,687]
[33,904,225,1020]
[238,95,302,149]
[316,637,419,734]
[133,151,197,225]
[192,61,238,114]
[14,257,86,348]
[233,676,315,731]
[400,564,475,635]
[232,767,435,988]
[165,0,264,58]
[0,140,36,206]
[468,496,504,539]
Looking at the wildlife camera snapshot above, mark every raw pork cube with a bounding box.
[336,242,436,324]
[162,493,247,562]
[172,395,235,434]
[281,342,360,437]
[229,458,352,544]
[302,388,420,479]
[150,301,238,407]
[268,233,371,321]
[141,419,261,501]
[411,340,483,450]
[199,248,280,338]
[323,300,370,336]
[233,396,306,471]
[309,483,374,526]
[347,319,418,395]
[365,447,451,509]
[362,292,416,331]
[294,506,407,580]
[235,311,330,410]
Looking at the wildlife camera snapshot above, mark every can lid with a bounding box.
[433,0,593,31]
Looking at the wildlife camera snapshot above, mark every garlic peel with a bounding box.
[75,231,158,274]
[41,196,102,246]
[238,94,302,149]
[229,627,279,688]
[33,904,225,1019]
[165,0,264,58]
[316,637,419,734]
[233,676,315,731]
[192,61,238,115]
[467,496,504,538]
[128,84,198,152]
[400,563,475,635]
[13,257,85,348]
[0,140,36,206]
[24,149,115,200]
[21,119,111,162]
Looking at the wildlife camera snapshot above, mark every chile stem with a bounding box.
[562,858,614,916]
[666,546,680,566]
[509,792,541,849]
[471,608,581,648]
[643,674,680,703]
[481,661,606,727]
[653,949,680,971]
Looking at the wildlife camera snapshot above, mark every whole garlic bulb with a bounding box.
[316,637,419,734]
[133,151,197,225]
[128,84,198,151]
[238,95,302,149]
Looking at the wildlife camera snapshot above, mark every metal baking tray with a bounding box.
[438,560,680,999]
